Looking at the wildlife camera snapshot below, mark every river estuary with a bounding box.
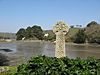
[0,42,100,66]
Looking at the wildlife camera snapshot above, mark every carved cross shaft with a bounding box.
[53,21,69,58]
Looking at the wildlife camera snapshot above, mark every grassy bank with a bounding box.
[0,66,17,75]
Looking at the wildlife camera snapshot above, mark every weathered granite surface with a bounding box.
[53,21,69,58]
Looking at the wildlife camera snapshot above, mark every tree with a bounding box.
[16,28,25,40]
[25,26,33,39]
[74,29,86,43]
[32,25,44,40]
[85,21,100,44]
[87,21,98,27]
[70,25,74,28]
[16,25,44,40]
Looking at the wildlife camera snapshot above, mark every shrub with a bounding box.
[15,55,100,75]
[74,29,86,43]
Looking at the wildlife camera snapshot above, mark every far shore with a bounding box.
[0,40,100,46]
[65,42,100,47]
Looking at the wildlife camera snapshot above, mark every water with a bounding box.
[0,42,100,66]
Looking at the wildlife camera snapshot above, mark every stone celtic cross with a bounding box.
[53,21,69,58]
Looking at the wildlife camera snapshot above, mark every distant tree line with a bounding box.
[85,21,100,44]
[72,21,100,44]
[16,21,100,44]
[16,25,44,40]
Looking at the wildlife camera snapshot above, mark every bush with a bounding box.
[74,29,86,43]
[15,55,100,75]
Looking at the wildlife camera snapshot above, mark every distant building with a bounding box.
[5,39,12,42]
[70,25,82,28]
[22,37,25,40]
[75,25,82,28]
[44,33,49,37]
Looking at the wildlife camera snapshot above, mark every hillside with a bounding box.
[85,21,100,43]
[44,21,100,43]
[65,28,80,42]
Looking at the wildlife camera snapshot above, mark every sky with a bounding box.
[0,0,100,33]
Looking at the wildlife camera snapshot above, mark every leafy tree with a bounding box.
[25,26,33,39]
[70,25,74,28]
[74,29,86,43]
[16,25,44,40]
[85,21,100,44]
[32,25,44,40]
[16,28,25,40]
[87,21,98,27]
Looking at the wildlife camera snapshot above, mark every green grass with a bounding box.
[0,66,17,75]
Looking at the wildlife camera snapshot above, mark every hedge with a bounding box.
[14,55,100,75]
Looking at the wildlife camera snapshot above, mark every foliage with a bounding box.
[43,30,56,41]
[32,25,44,40]
[15,21,100,44]
[85,21,100,44]
[15,55,100,75]
[70,25,74,28]
[16,25,44,40]
[65,28,80,42]
[87,36,100,44]
[25,26,33,39]
[44,34,56,41]
[44,21,100,44]
[74,29,86,43]
[0,66,17,75]
[16,28,26,40]
[87,21,99,27]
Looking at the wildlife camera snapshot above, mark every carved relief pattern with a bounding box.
[53,21,69,33]
[53,21,69,58]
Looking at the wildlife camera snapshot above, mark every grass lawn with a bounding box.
[0,66,17,75]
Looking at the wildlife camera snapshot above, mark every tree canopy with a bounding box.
[32,25,44,40]
[85,21,100,43]
[16,21,100,44]
[87,21,99,27]
[16,25,44,40]
[74,29,86,43]
[16,28,26,40]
